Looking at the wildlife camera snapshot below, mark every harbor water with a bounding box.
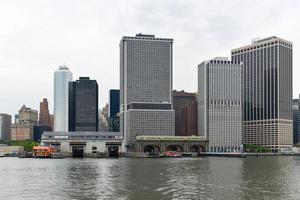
[1,156,300,200]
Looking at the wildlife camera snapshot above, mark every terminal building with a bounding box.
[41,132,122,157]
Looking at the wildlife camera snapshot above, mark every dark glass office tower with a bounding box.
[109,89,120,132]
[69,77,98,132]
[232,36,293,151]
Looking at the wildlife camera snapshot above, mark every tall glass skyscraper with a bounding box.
[120,34,175,151]
[68,77,98,132]
[109,89,120,132]
[231,36,293,151]
[54,65,73,132]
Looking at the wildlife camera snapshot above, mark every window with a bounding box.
[92,146,97,153]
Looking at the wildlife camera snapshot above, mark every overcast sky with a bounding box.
[0,0,299,117]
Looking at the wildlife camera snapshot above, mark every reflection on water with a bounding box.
[1,157,300,200]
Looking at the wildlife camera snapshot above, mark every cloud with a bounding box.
[0,0,299,117]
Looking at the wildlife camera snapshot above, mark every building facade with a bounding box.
[0,114,12,141]
[33,125,51,142]
[41,132,123,157]
[172,90,197,136]
[109,89,120,132]
[231,36,293,151]
[293,99,299,144]
[69,77,98,132]
[180,101,198,136]
[11,123,34,140]
[54,65,73,132]
[120,34,175,151]
[198,57,243,152]
[18,105,38,125]
[39,98,51,127]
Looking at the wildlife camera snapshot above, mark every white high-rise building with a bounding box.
[54,65,73,132]
[198,57,243,152]
[120,34,175,151]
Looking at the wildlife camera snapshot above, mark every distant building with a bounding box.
[39,98,51,127]
[172,90,197,136]
[120,33,175,151]
[33,125,51,142]
[232,36,293,151]
[180,101,197,136]
[14,114,19,124]
[18,105,38,125]
[49,114,54,131]
[54,65,73,132]
[0,114,12,141]
[293,99,299,144]
[109,89,120,132]
[198,57,243,152]
[69,77,98,132]
[98,112,108,132]
[11,123,33,141]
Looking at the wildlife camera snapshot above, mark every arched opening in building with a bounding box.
[144,145,160,153]
[190,145,205,153]
[72,145,84,157]
[166,145,183,152]
[108,145,119,157]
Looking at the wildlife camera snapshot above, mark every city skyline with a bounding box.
[1,0,300,117]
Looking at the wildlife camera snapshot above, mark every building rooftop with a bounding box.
[232,36,293,52]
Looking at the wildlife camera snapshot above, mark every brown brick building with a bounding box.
[172,90,197,136]
[11,123,33,140]
[39,98,51,127]
[180,101,198,136]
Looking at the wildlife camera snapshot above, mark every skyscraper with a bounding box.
[293,99,299,144]
[231,36,293,151]
[0,114,11,141]
[120,33,175,151]
[172,90,197,136]
[198,57,243,152]
[109,89,120,132]
[39,98,51,126]
[69,77,98,132]
[180,101,198,136]
[54,65,73,132]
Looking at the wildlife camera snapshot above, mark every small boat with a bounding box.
[0,151,5,157]
[51,152,64,159]
[164,151,182,158]
[33,146,55,158]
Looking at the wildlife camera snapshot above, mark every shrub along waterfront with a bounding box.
[244,144,272,153]
[0,140,38,152]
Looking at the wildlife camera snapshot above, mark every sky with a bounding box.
[0,0,299,117]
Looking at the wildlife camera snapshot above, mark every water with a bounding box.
[1,156,300,200]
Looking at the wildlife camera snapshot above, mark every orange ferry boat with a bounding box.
[33,146,55,158]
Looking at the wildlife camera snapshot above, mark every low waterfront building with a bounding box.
[41,132,123,157]
[136,135,207,153]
